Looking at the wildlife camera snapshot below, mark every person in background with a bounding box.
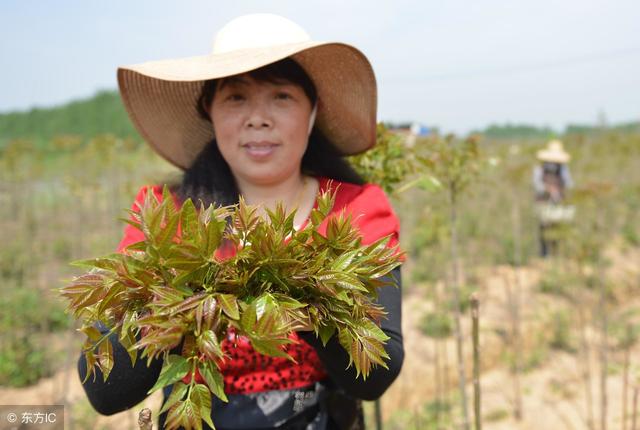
[533,139,573,257]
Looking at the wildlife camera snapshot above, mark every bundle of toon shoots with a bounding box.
[60,186,402,430]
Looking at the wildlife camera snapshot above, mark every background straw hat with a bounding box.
[117,13,377,170]
[536,139,571,163]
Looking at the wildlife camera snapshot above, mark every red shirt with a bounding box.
[117,177,400,394]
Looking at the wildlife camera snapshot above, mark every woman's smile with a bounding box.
[241,141,281,160]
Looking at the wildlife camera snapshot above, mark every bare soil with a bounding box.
[1,245,638,429]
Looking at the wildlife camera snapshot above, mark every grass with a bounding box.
[0,130,639,429]
[420,312,453,338]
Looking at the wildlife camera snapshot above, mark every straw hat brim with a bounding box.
[117,41,377,170]
[536,150,570,163]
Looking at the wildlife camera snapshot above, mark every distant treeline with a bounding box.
[378,120,639,139]
[0,90,139,147]
[1,90,638,147]
[475,121,640,139]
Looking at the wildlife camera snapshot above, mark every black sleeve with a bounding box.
[299,267,404,401]
[77,322,165,415]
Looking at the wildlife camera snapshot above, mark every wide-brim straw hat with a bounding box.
[536,139,571,163]
[117,13,377,170]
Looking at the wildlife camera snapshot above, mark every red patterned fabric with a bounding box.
[116,177,400,394]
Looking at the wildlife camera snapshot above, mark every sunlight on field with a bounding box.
[0,129,639,429]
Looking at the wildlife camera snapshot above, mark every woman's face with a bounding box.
[209,74,314,187]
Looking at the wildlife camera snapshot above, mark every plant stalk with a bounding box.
[471,294,481,430]
[449,182,470,430]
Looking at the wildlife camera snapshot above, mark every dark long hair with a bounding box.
[176,58,363,208]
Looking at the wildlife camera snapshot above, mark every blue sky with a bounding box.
[1,0,639,133]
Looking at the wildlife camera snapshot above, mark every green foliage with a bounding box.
[409,209,448,256]
[0,287,69,386]
[548,309,576,353]
[447,283,478,313]
[484,408,510,422]
[548,378,577,399]
[2,94,640,425]
[347,124,417,194]
[412,134,484,207]
[565,121,640,135]
[0,131,172,389]
[0,241,29,283]
[501,329,549,373]
[0,90,139,146]
[622,222,640,247]
[0,339,47,387]
[385,399,454,430]
[521,343,549,372]
[475,121,639,139]
[537,269,575,298]
[59,186,402,430]
[620,184,640,247]
[608,316,640,350]
[564,181,616,263]
[419,312,452,338]
[477,123,556,139]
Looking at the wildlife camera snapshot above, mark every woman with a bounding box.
[532,139,574,257]
[78,14,404,429]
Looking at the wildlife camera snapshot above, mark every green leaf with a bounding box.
[97,338,114,382]
[120,210,142,227]
[79,325,102,343]
[253,294,271,320]
[173,264,210,287]
[81,349,97,384]
[331,250,358,272]
[165,257,207,271]
[255,310,279,338]
[123,240,146,252]
[182,398,202,430]
[309,208,325,226]
[358,319,391,343]
[163,400,185,430]
[198,360,228,402]
[417,175,442,192]
[318,324,336,346]
[240,302,257,332]
[159,381,188,415]
[180,199,200,242]
[147,354,190,395]
[95,283,125,315]
[250,338,292,359]
[205,218,225,259]
[166,397,202,430]
[334,290,353,305]
[191,383,216,429]
[197,330,223,361]
[337,328,355,367]
[217,294,240,320]
[155,205,180,250]
[119,328,138,367]
[70,255,122,271]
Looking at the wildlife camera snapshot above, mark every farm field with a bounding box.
[0,126,639,429]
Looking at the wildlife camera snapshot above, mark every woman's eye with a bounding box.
[275,92,293,100]
[225,94,245,102]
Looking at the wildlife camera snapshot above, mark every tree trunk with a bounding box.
[471,295,481,430]
[449,183,470,430]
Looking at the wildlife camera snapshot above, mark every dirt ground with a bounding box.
[379,244,640,429]
[1,245,638,429]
